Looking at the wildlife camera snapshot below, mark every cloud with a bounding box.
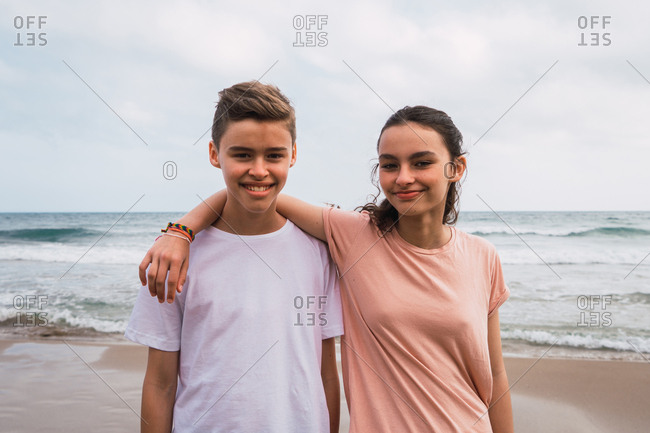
[1,0,649,211]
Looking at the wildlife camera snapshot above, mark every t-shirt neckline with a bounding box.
[204,219,291,240]
[389,225,456,255]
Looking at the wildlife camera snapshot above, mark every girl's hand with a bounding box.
[139,235,190,303]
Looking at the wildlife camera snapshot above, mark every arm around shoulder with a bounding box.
[138,190,228,303]
[276,194,326,241]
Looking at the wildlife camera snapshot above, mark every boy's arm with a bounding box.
[487,312,514,433]
[139,190,227,303]
[276,194,326,241]
[321,337,340,433]
[141,348,180,433]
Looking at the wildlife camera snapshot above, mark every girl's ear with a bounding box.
[447,156,466,182]
[209,141,221,168]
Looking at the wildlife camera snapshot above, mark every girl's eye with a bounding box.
[414,160,433,168]
[380,163,397,170]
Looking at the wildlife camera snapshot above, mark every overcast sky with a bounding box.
[1,0,649,212]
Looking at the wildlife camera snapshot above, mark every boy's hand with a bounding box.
[139,235,190,303]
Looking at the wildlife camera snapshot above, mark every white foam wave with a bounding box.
[502,329,650,354]
[0,244,146,265]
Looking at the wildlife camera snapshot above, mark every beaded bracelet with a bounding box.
[162,222,195,241]
[162,232,191,244]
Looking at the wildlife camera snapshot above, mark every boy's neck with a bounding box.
[213,200,287,235]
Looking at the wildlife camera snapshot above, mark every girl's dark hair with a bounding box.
[358,105,466,232]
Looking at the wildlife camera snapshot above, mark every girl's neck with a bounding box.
[395,213,451,249]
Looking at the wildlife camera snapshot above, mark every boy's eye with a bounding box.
[267,153,284,159]
[233,153,251,158]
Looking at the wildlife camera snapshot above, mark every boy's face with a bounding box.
[209,119,296,216]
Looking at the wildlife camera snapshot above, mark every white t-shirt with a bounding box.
[125,221,344,433]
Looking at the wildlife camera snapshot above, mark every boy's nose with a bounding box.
[249,159,268,178]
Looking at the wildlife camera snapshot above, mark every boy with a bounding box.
[125,81,343,433]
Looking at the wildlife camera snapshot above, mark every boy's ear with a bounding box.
[209,141,221,168]
[289,142,297,167]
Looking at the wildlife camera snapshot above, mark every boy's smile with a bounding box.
[209,119,296,234]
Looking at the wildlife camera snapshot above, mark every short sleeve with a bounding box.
[319,246,344,340]
[322,207,371,271]
[488,250,510,317]
[124,282,184,351]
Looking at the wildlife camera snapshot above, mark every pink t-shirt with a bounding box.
[323,208,509,432]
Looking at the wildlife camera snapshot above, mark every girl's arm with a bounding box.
[487,311,514,432]
[276,194,326,241]
[139,190,227,303]
[139,191,326,303]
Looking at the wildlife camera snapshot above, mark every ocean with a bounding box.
[1,211,648,361]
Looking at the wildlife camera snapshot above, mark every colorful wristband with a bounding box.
[162,222,195,241]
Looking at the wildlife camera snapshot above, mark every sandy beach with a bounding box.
[0,337,648,432]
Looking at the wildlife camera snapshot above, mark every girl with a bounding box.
[141,105,514,432]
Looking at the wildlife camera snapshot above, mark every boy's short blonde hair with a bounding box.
[211,81,296,150]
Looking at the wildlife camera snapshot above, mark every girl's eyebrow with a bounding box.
[379,151,437,160]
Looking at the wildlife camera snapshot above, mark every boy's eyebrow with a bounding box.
[227,146,290,153]
[378,151,437,160]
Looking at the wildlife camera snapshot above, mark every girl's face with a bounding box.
[377,122,465,223]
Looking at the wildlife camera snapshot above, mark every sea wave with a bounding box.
[0,244,146,265]
[470,226,650,238]
[0,307,127,334]
[565,227,650,237]
[501,328,650,354]
[0,228,104,243]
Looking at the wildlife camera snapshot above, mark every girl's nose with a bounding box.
[395,167,414,185]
